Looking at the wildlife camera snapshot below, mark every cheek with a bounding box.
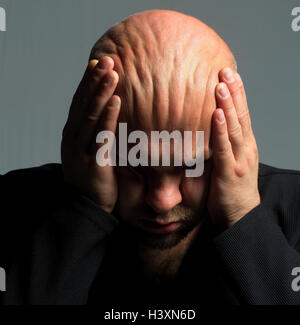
[116,172,145,212]
[180,176,209,210]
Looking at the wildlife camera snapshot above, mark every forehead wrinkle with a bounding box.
[112,21,160,132]
[183,85,201,131]
[152,74,169,130]
[191,62,211,131]
[90,22,153,122]
[90,10,237,136]
[168,68,186,130]
[130,80,151,132]
[175,58,209,133]
[187,36,228,133]
[119,13,201,132]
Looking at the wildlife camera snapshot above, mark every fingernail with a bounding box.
[97,56,112,70]
[218,83,229,98]
[89,59,99,69]
[223,68,235,83]
[217,110,225,123]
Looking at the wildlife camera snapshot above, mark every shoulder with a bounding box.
[0,164,65,264]
[258,163,300,197]
[259,162,300,178]
[1,163,63,188]
[2,163,62,180]
[258,163,300,244]
[0,164,64,209]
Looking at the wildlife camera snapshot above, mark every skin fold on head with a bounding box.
[89,9,237,159]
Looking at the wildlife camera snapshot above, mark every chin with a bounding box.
[120,217,200,250]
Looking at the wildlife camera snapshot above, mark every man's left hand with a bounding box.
[207,68,261,230]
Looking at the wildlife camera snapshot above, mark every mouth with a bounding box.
[140,219,181,235]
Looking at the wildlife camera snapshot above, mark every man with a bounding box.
[1,9,300,305]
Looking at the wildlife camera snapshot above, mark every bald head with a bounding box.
[90,9,236,157]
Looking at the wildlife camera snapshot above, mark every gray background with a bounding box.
[0,0,299,174]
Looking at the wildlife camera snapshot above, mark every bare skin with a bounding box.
[61,10,260,282]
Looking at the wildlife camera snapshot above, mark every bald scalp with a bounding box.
[89,9,236,154]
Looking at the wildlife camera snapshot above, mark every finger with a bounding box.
[212,109,235,176]
[74,59,99,100]
[234,73,253,140]
[63,60,98,136]
[89,95,121,156]
[98,96,121,133]
[68,57,115,127]
[80,70,119,148]
[73,57,114,106]
[216,82,244,160]
[219,68,252,141]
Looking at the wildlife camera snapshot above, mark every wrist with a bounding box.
[214,198,261,231]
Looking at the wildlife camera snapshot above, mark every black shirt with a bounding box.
[1,163,300,305]
[88,217,239,306]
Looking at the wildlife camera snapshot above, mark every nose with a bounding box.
[145,174,182,215]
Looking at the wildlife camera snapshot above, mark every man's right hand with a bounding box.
[61,56,121,214]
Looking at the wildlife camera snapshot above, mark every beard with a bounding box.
[117,203,206,250]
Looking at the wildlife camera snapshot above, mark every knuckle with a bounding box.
[238,109,250,125]
[228,123,242,138]
[85,104,101,121]
[245,143,259,165]
[93,66,106,75]
[235,74,244,90]
[252,144,259,160]
[86,113,100,122]
[102,72,118,88]
[229,83,241,96]
[90,74,101,84]
[234,163,246,177]
[237,79,244,90]
[216,144,232,158]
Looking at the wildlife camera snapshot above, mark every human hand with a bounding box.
[61,56,121,214]
[207,68,260,230]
